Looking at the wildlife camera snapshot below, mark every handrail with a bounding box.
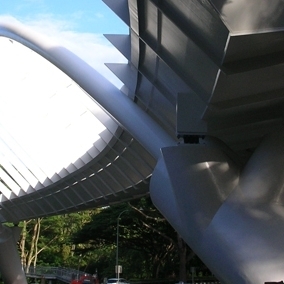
[25,266,93,283]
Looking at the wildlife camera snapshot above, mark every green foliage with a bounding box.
[20,211,93,268]
[72,197,192,280]
[19,197,208,281]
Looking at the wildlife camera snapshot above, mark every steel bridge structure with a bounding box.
[1,0,284,283]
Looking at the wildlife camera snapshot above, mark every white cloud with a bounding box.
[1,14,127,88]
[95,12,104,19]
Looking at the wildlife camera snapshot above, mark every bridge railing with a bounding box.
[25,266,92,283]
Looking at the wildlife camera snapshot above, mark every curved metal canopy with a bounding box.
[2,1,284,283]
[0,18,174,223]
[1,0,284,223]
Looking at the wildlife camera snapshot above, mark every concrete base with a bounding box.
[0,224,27,284]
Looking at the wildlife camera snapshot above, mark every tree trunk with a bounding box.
[33,218,41,266]
[177,234,187,282]
[20,221,27,271]
[26,218,42,271]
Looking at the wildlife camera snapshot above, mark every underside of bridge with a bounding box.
[1,0,284,283]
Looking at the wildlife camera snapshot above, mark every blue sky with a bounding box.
[0,0,128,34]
[0,0,128,86]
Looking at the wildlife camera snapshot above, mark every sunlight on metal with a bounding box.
[0,37,115,198]
[217,0,284,33]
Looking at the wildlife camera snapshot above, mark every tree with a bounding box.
[14,198,207,282]
[18,211,93,270]
[72,196,195,281]
[19,218,44,272]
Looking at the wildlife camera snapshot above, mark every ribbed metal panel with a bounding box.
[1,0,284,226]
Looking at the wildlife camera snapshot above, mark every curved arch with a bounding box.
[0,18,175,161]
[0,18,175,284]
